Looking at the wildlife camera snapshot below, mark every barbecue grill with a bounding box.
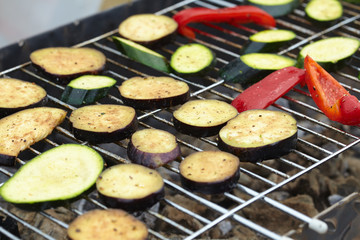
[0,0,360,239]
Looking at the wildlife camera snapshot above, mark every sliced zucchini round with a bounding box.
[218,109,298,163]
[118,76,190,110]
[30,47,106,84]
[179,151,240,194]
[118,14,178,48]
[220,53,296,87]
[61,75,117,106]
[127,128,181,168]
[170,43,216,76]
[0,144,104,205]
[69,104,138,144]
[305,0,343,26]
[297,37,360,70]
[0,78,48,118]
[96,163,165,212]
[173,99,238,137]
[241,29,296,54]
[67,209,148,240]
[246,0,300,17]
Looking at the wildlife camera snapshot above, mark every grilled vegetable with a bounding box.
[69,104,138,144]
[0,144,103,206]
[241,29,296,54]
[305,0,343,26]
[112,36,171,73]
[0,78,47,118]
[61,75,117,106]
[118,14,178,48]
[172,5,276,39]
[170,43,216,76]
[0,107,66,166]
[219,53,296,87]
[30,47,106,84]
[67,209,148,240]
[118,76,190,110]
[245,0,300,17]
[96,163,165,212]
[179,151,240,194]
[127,129,181,168]
[173,99,238,137]
[218,109,298,163]
[297,37,360,70]
[231,67,305,113]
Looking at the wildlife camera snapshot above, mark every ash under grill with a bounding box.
[0,0,360,239]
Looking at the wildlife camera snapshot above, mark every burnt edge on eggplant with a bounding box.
[0,96,48,119]
[173,117,228,138]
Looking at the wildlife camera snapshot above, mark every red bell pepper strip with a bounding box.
[304,55,360,126]
[173,6,276,39]
[231,66,305,112]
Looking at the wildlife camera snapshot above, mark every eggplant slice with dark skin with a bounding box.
[30,47,106,84]
[69,104,138,144]
[0,78,48,118]
[127,128,181,168]
[118,13,178,48]
[118,76,190,110]
[96,163,165,212]
[173,99,238,137]
[67,209,148,240]
[179,151,240,194]
[218,109,298,163]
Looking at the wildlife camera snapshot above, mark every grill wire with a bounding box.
[0,0,360,239]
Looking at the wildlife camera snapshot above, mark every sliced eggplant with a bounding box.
[170,43,216,76]
[118,14,178,48]
[305,0,343,27]
[30,47,106,84]
[0,107,67,166]
[245,0,300,17]
[0,144,103,205]
[127,128,181,168]
[173,99,238,137]
[61,75,117,106]
[118,76,190,110]
[69,104,138,144]
[96,163,165,212]
[179,151,240,194]
[0,78,48,118]
[218,109,298,163]
[67,209,148,240]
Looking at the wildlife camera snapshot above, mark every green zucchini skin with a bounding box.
[245,0,300,17]
[305,0,343,27]
[112,36,171,73]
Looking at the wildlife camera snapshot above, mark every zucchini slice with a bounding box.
[0,107,67,166]
[241,29,296,54]
[219,53,296,87]
[297,37,360,70]
[96,163,165,212]
[0,78,47,118]
[170,43,216,76]
[61,75,117,106]
[30,47,106,84]
[0,144,103,205]
[218,109,298,163]
[179,151,240,194]
[127,128,181,168]
[118,14,178,48]
[67,209,148,240]
[245,0,300,17]
[305,0,343,26]
[69,104,138,144]
[118,76,190,110]
[173,99,238,137]
[112,36,171,73]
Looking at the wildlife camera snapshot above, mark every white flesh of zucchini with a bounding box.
[68,75,116,90]
[240,53,296,70]
[249,0,294,5]
[250,29,296,43]
[306,0,343,21]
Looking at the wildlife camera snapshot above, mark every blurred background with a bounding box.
[0,0,132,49]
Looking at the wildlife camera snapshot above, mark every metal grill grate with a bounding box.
[0,0,360,239]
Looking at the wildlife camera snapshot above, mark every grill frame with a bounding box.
[0,0,360,239]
